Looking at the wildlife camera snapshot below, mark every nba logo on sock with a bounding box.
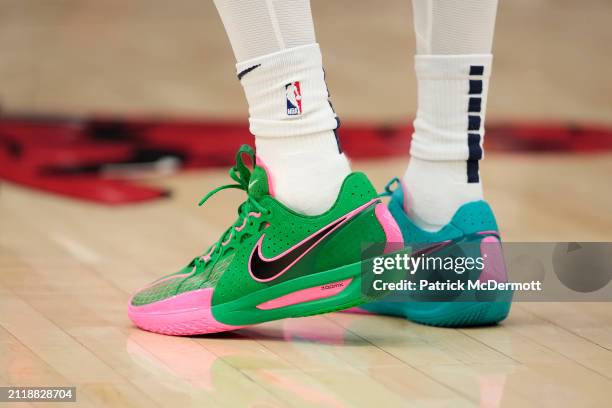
[285,81,302,116]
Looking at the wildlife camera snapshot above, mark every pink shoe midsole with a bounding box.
[128,277,357,334]
[256,278,353,310]
[128,288,242,334]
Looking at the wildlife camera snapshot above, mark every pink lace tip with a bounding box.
[235,218,247,232]
[221,233,233,246]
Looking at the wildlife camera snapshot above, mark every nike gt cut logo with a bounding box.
[249,200,377,282]
[237,64,261,80]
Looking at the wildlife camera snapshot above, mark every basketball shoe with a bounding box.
[359,178,512,327]
[128,145,404,335]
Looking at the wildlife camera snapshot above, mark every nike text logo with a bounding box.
[248,200,377,282]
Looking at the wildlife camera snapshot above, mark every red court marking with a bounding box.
[1,115,611,205]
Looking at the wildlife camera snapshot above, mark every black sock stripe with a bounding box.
[468,115,481,131]
[467,65,484,183]
[333,128,343,154]
[323,67,343,153]
[468,133,483,160]
[468,97,482,113]
[469,80,483,95]
[469,65,485,76]
[467,160,480,183]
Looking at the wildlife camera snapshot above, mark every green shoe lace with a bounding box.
[191,144,270,272]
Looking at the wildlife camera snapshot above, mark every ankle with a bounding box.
[402,158,483,231]
[256,131,350,215]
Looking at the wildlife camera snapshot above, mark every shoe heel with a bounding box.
[374,203,404,251]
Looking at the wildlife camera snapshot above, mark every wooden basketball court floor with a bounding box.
[1,1,612,407]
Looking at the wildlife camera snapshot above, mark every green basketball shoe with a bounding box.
[128,145,404,335]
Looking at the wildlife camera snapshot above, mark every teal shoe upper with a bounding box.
[386,179,499,244]
[359,179,511,326]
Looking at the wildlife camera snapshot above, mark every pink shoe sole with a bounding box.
[128,288,243,336]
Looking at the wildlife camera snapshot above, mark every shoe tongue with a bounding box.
[247,165,270,199]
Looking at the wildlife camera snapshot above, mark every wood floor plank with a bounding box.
[2,1,612,406]
[2,152,612,407]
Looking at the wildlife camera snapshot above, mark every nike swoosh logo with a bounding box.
[248,200,378,282]
[237,64,261,80]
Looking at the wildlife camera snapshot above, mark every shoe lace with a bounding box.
[379,177,401,198]
[191,145,269,272]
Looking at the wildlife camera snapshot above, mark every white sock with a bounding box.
[214,1,349,215]
[213,0,317,62]
[405,0,498,231]
[256,132,350,215]
[404,158,483,231]
[237,44,348,215]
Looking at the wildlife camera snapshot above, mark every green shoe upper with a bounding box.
[131,145,386,307]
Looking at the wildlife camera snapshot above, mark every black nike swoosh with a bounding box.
[237,64,261,80]
[248,200,377,282]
